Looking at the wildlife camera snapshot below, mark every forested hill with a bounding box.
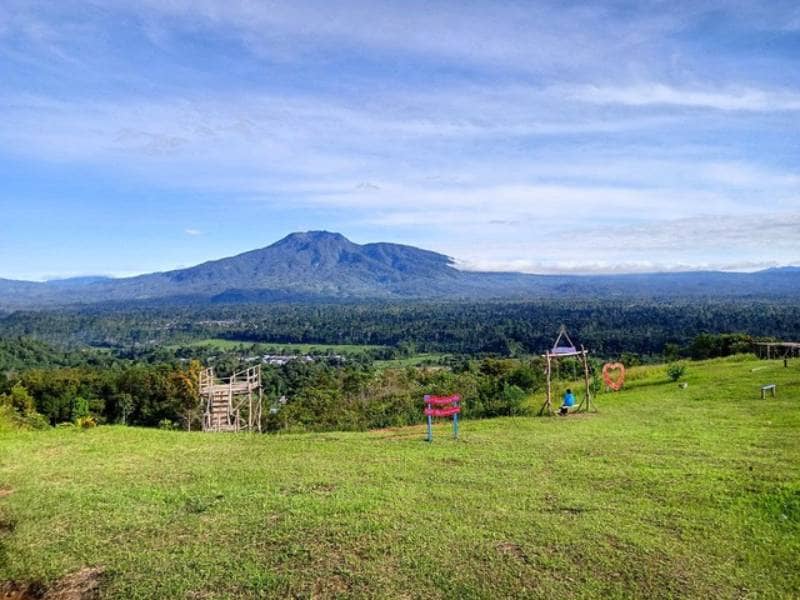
[1,231,799,308]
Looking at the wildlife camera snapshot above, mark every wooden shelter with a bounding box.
[539,325,594,416]
[199,365,263,432]
[755,341,800,361]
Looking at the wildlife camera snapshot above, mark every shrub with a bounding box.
[0,383,50,430]
[0,383,36,415]
[666,363,686,382]
[689,333,753,360]
[0,404,50,431]
[24,412,51,430]
[76,416,97,429]
[158,418,176,430]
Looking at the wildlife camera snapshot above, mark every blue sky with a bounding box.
[1,0,799,280]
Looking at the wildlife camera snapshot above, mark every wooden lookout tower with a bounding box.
[539,325,594,416]
[199,365,263,432]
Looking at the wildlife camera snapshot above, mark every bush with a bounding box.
[689,333,753,360]
[0,404,50,431]
[666,363,686,382]
[76,416,97,429]
[0,383,36,414]
[0,383,50,430]
[23,412,50,430]
[158,418,177,430]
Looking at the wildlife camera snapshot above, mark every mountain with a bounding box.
[1,231,799,309]
[45,276,115,287]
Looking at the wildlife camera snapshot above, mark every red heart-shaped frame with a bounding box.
[602,362,625,391]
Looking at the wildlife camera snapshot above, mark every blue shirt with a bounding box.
[563,392,575,407]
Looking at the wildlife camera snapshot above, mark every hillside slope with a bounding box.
[1,356,798,597]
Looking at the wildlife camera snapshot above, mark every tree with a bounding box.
[663,343,680,362]
[111,393,134,425]
[170,360,203,431]
[70,396,90,422]
[0,383,35,415]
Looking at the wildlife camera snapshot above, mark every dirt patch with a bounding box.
[0,489,12,498]
[1,580,47,600]
[1,567,103,600]
[282,482,337,496]
[496,541,529,563]
[0,518,15,534]
[546,505,588,515]
[310,483,336,495]
[45,567,103,600]
[368,427,424,441]
[312,574,350,598]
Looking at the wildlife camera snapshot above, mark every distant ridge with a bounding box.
[45,276,115,287]
[1,231,798,308]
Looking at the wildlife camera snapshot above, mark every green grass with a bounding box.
[373,352,449,369]
[170,338,384,353]
[1,355,799,598]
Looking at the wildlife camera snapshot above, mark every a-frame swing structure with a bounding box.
[539,325,595,416]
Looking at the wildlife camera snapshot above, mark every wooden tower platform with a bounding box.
[199,365,263,432]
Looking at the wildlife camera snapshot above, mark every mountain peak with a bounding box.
[270,231,351,248]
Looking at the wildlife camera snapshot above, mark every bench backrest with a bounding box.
[424,394,461,417]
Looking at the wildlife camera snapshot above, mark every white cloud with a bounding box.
[322,182,742,222]
[444,212,800,274]
[184,228,202,236]
[454,257,795,275]
[564,83,800,112]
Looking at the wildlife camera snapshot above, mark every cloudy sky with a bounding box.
[1,1,799,279]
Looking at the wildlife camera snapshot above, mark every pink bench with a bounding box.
[424,394,461,442]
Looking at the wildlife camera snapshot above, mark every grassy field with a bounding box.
[1,355,799,598]
[373,352,449,369]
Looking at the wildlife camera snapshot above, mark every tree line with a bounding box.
[1,299,797,356]
[1,355,545,432]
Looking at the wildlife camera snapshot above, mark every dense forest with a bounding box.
[1,299,796,356]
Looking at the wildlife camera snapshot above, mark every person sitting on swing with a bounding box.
[559,388,575,416]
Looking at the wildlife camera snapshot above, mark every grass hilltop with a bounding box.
[1,355,799,598]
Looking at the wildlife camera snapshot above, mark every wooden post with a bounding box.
[248,369,253,431]
[543,353,553,416]
[227,377,233,427]
[257,383,263,433]
[579,347,591,412]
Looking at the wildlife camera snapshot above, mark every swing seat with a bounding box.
[551,346,578,355]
